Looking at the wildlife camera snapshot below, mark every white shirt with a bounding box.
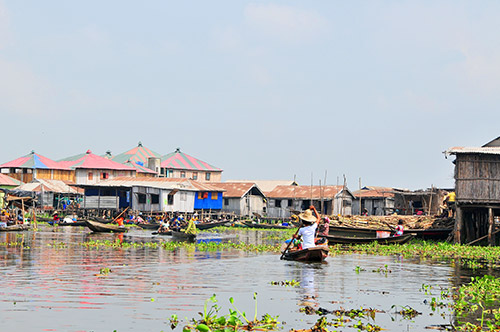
[298,223,318,249]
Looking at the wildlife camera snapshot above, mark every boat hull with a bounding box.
[281,246,329,262]
[84,220,128,233]
[0,224,30,232]
[171,230,196,241]
[322,233,416,245]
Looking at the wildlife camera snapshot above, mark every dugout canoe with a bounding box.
[328,226,451,241]
[321,233,416,245]
[84,220,128,233]
[136,222,161,230]
[195,220,229,230]
[242,221,293,230]
[0,224,30,232]
[171,230,196,242]
[281,246,329,262]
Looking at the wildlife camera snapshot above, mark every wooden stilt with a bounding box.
[455,206,463,244]
[488,207,495,246]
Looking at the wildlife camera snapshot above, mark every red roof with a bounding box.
[59,150,136,171]
[267,185,347,199]
[0,174,23,186]
[0,151,69,170]
[160,148,221,171]
[210,182,259,198]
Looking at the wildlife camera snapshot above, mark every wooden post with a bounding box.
[359,177,362,215]
[21,198,25,225]
[488,207,494,246]
[455,206,463,244]
[428,186,433,216]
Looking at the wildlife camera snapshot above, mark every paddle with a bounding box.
[280,224,302,260]
[112,207,129,223]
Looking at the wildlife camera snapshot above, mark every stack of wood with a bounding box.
[329,215,454,230]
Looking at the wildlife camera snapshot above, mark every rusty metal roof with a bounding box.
[225,180,297,193]
[267,185,350,199]
[210,182,262,198]
[352,186,395,198]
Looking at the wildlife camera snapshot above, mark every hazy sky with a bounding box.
[1,1,499,190]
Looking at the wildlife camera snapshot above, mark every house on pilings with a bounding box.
[445,137,500,245]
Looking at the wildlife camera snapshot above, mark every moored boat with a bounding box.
[281,246,329,262]
[0,224,30,232]
[136,222,161,230]
[84,220,128,233]
[321,232,416,245]
[242,221,293,230]
[171,230,196,241]
[328,225,450,241]
[196,220,229,230]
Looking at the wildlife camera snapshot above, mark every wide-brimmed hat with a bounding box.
[298,209,316,223]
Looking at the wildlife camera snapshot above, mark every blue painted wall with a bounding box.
[194,191,222,210]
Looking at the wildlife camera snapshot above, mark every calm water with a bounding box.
[0,226,472,331]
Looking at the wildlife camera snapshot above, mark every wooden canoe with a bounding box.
[84,220,128,233]
[328,226,451,241]
[57,221,86,227]
[281,246,329,262]
[0,224,30,232]
[171,230,196,242]
[195,220,229,230]
[242,221,293,230]
[321,233,416,245]
[136,222,161,230]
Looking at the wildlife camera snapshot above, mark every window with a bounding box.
[151,194,159,204]
[138,193,146,204]
[181,193,187,201]
[287,199,292,207]
[192,172,198,180]
[180,171,186,178]
[205,172,211,181]
[211,192,218,200]
[168,194,174,205]
[198,192,203,199]
[275,199,281,208]
[101,172,109,180]
[160,168,165,176]
[88,172,93,180]
[224,199,229,206]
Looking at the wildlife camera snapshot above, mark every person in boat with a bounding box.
[0,210,8,228]
[318,216,330,236]
[184,218,197,235]
[53,212,60,224]
[116,215,125,227]
[158,218,170,233]
[293,205,321,250]
[394,219,404,237]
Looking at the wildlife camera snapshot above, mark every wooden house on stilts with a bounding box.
[445,137,500,245]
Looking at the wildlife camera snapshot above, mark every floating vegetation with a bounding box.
[452,275,500,330]
[270,280,300,287]
[95,267,112,277]
[180,293,281,332]
[371,264,391,275]
[391,305,422,319]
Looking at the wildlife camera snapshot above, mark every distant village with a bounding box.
[1,138,500,244]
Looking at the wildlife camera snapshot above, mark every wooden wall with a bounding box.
[455,154,500,203]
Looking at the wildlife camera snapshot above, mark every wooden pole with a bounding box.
[455,206,463,244]
[358,177,362,216]
[21,199,25,225]
[488,207,495,246]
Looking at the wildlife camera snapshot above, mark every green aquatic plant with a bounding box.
[270,280,300,287]
[391,305,421,320]
[181,294,280,332]
[354,266,366,274]
[452,275,500,330]
[371,264,390,275]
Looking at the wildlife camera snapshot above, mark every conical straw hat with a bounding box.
[298,209,316,223]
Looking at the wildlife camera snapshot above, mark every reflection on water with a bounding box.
[0,225,486,331]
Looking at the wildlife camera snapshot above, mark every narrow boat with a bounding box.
[321,232,416,245]
[0,224,30,232]
[171,230,196,241]
[84,220,128,233]
[152,230,172,236]
[329,226,451,240]
[57,221,86,227]
[196,220,229,230]
[242,221,293,230]
[136,222,161,230]
[281,246,329,262]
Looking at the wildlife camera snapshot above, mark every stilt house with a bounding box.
[159,148,222,182]
[445,140,500,245]
[210,182,266,217]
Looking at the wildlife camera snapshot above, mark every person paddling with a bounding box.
[293,205,321,249]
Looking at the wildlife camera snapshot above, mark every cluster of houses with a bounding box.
[0,140,476,222]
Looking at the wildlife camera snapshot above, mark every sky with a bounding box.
[1,1,500,190]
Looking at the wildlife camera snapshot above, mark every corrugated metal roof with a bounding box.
[0,151,69,170]
[0,174,23,186]
[76,176,223,192]
[445,147,500,155]
[15,179,82,194]
[112,142,161,165]
[59,150,136,171]
[210,182,259,198]
[226,180,297,193]
[160,148,221,171]
[267,185,348,199]
[352,186,395,198]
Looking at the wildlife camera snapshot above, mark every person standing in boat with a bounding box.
[318,216,330,236]
[293,206,321,249]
